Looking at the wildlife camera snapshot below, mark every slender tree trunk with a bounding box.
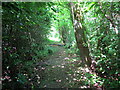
[69,2,92,67]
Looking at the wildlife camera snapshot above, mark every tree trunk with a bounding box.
[69,2,92,67]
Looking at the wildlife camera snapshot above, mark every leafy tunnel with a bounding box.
[2,2,120,89]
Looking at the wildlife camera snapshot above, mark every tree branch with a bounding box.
[98,2,118,34]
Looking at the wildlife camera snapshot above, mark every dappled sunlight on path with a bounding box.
[39,46,93,88]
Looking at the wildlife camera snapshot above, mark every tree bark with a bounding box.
[69,2,92,67]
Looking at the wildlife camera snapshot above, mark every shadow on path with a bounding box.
[39,46,91,88]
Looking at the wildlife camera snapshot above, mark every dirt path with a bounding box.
[39,46,89,88]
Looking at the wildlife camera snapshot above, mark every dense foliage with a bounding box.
[2,2,55,89]
[83,2,120,88]
[2,2,120,89]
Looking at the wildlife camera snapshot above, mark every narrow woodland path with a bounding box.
[39,46,91,88]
